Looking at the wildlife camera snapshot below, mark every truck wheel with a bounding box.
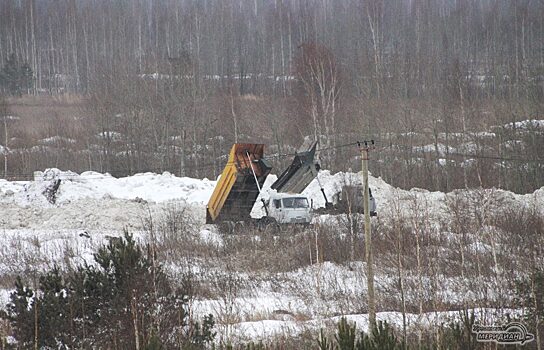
[257,216,279,232]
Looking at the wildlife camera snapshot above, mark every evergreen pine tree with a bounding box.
[0,53,33,96]
[18,63,33,94]
[5,277,35,347]
[2,231,215,348]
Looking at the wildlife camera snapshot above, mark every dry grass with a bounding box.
[7,95,85,135]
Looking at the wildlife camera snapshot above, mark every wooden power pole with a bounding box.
[359,140,376,334]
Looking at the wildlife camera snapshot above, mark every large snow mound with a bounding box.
[0,168,216,207]
[0,168,543,230]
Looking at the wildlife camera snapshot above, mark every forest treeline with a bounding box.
[0,0,544,98]
[0,0,543,192]
[1,0,543,98]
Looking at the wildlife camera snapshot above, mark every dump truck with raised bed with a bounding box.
[206,142,320,226]
[206,141,376,227]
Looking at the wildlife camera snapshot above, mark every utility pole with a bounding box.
[3,116,7,178]
[359,140,376,334]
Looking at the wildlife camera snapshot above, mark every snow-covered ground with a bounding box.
[219,308,519,342]
[1,168,543,341]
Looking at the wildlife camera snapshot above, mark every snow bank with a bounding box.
[0,168,215,230]
[214,308,518,342]
[0,168,216,207]
[1,168,542,230]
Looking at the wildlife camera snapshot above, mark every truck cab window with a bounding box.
[282,197,309,208]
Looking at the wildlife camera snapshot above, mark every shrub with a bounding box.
[2,231,215,349]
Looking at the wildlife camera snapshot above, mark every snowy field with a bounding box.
[1,168,543,342]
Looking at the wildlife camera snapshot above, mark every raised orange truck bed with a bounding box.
[206,144,271,223]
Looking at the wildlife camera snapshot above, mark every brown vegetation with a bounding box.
[0,0,542,193]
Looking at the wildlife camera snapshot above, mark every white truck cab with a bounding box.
[266,193,312,224]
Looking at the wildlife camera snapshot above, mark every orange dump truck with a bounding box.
[206,144,272,224]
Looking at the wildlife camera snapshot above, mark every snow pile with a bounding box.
[0,168,216,207]
[0,168,216,230]
[1,168,543,230]
[302,170,395,209]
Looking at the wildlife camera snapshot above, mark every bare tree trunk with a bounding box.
[180,129,186,177]
[366,2,381,98]
[411,196,424,347]
[315,228,322,297]
[345,182,355,262]
[69,0,79,92]
[131,294,140,350]
[433,119,441,190]
[83,23,91,91]
[287,10,293,96]
[279,3,286,97]
[531,274,541,350]
[29,0,37,94]
[458,80,468,189]
[34,294,38,350]
[230,87,238,143]
[393,198,407,348]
